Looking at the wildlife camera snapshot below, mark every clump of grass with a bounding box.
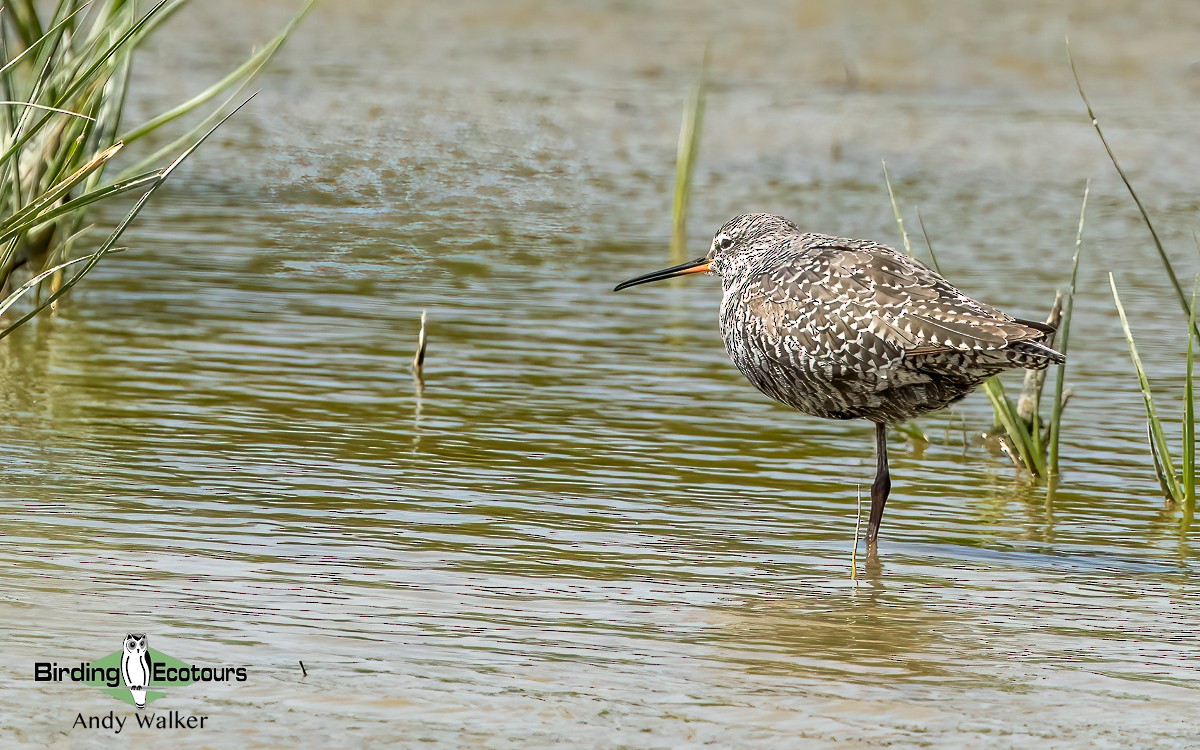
[1109,277,1196,525]
[0,0,312,338]
[669,48,708,264]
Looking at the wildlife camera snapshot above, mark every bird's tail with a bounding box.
[1010,337,1065,368]
[1008,316,1065,368]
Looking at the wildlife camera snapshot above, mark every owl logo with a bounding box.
[120,634,152,710]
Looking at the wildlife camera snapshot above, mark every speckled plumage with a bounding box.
[709,214,1063,425]
[614,212,1064,546]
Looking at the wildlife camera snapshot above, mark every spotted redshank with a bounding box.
[615,213,1063,547]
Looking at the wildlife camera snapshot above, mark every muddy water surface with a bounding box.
[2,1,1199,747]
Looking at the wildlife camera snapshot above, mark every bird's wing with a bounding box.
[744,243,1048,365]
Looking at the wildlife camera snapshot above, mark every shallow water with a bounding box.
[2,1,1200,747]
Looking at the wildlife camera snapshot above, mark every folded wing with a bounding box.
[740,242,1055,371]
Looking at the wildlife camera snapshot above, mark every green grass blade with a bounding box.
[0,244,124,319]
[1145,422,1177,502]
[670,46,707,264]
[156,93,259,178]
[118,0,315,145]
[114,0,191,47]
[1109,273,1182,501]
[882,160,913,258]
[1047,180,1089,478]
[1184,285,1196,525]
[0,100,95,120]
[914,207,942,274]
[4,168,159,239]
[1070,42,1197,340]
[89,39,133,152]
[1027,374,1046,467]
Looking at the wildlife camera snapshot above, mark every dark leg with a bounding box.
[866,421,891,547]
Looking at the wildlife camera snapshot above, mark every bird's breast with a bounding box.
[719,283,815,379]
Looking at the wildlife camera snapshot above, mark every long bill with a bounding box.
[613,257,711,291]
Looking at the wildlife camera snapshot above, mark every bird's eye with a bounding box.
[718,236,733,251]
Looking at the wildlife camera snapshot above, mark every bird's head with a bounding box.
[614,213,800,291]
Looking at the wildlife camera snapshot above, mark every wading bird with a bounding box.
[615,213,1063,548]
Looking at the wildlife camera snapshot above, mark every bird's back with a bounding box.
[719,232,1062,424]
